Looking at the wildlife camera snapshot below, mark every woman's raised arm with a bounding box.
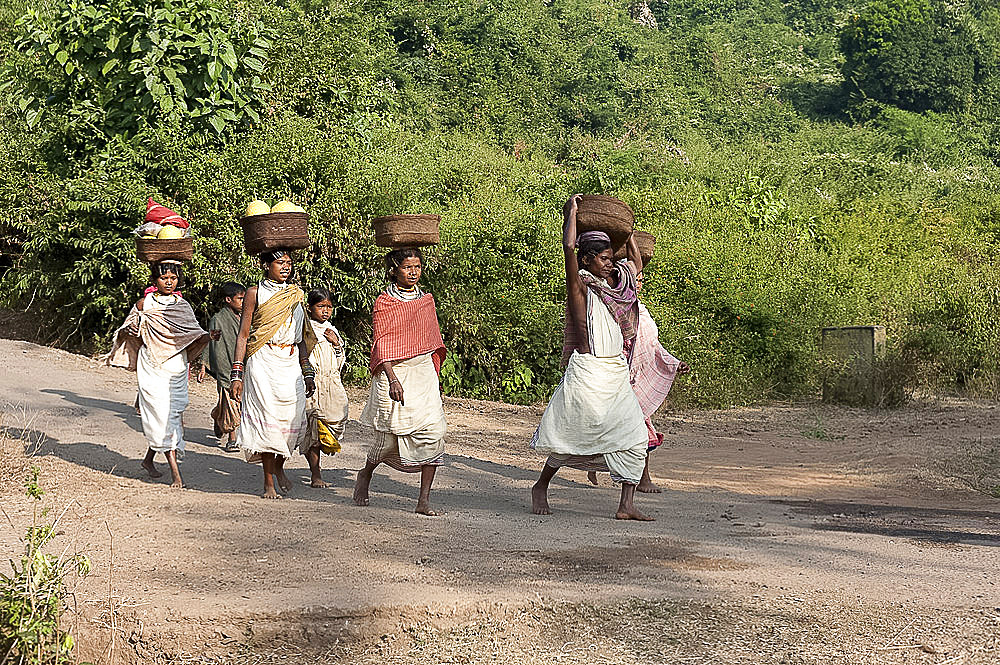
[563,194,589,354]
[625,231,643,276]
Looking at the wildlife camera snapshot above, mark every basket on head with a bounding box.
[576,195,634,250]
[240,212,311,255]
[373,214,440,248]
[135,237,194,263]
[613,231,656,264]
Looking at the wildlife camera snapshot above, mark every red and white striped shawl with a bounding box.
[369,292,447,375]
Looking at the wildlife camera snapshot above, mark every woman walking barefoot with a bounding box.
[530,195,652,520]
[104,262,210,488]
[355,247,447,516]
[230,250,316,499]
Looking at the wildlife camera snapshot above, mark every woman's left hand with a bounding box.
[304,377,316,398]
[324,328,341,346]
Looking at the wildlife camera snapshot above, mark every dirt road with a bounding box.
[1,337,998,664]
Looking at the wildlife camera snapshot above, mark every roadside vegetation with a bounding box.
[1,0,998,406]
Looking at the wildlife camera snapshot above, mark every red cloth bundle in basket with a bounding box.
[146,197,190,229]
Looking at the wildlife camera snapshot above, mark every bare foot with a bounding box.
[615,507,655,521]
[141,460,163,478]
[170,479,183,489]
[262,487,282,499]
[274,471,291,494]
[587,471,599,486]
[310,477,329,488]
[531,484,552,515]
[353,474,371,506]
[415,502,438,516]
[637,480,662,493]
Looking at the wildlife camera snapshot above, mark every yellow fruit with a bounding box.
[156,225,185,239]
[141,234,157,239]
[245,200,270,216]
[271,200,303,213]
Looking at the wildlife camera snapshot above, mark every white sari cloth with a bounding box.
[137,293,190,455]
[238,280,307,461]
[360,350,447,469]
[532,288,647,484]
[300,319,350,453]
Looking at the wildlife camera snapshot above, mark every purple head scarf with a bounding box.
[576,230,612,247]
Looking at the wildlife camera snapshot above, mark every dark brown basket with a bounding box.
[576,195,634,249]
[613,231,656,263]
[373,214,440,248]
[135,237,194,263]
[240,212,311,255]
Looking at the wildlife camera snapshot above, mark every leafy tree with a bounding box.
[839,0,989,112]
[5,0,272,148]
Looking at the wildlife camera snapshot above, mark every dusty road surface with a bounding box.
[1,337,998,664]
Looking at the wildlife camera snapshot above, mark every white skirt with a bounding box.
[360,352,446,466]
[532,350,647,483]
[137,346,188,455]
[238,344,307,461]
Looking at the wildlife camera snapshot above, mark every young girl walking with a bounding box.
[230,250,317,499]
[355,247,447,516]
[530,195,652,520]
[299,287,350,488]
[104,262,210,488]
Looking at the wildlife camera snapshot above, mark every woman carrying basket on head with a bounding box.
[103,261,210,489]
[230,249,317,499]
[355,247,447,516]
[530,194,652,520]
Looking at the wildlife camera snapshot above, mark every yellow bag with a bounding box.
[316,419,341,455]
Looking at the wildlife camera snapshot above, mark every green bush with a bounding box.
[0,0,998,407]
[0,469,91,665]
[6,0,273,149]
[839,0,991,113]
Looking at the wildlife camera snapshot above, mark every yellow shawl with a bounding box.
[246,284,318,359]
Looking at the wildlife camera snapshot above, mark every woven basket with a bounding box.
[135,237,194,263]
[240,212,310,255]
[373,214,440,248]
[613,231,655,263]
[576,195,634,249]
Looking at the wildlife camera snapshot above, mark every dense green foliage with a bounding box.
[1,0,999,406]
[9,0,273,140]
[839,0,995,112]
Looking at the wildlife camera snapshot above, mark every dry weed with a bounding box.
[939,436,1000,497]
[0,402,38,492]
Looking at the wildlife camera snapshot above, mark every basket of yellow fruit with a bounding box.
[135,198,195,262]
[240,200,311,255]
